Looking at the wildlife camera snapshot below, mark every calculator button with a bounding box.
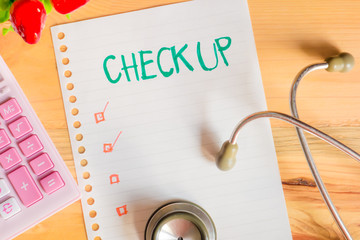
[40,172,64,194]
[0,197,21,219]
[18,135,43,157]
[0,98,22,121]
[29,153,54,175]
[8,166,43,207]
[0,129,10,149]
[0,148,22,170]
[0,179,10,199]
[8,116,33,139]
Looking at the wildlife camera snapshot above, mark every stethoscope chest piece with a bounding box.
[145,201,217,240]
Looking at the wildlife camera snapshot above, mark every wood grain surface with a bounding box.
[1,0,360,239]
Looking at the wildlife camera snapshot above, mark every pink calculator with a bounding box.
[0,56,80,240]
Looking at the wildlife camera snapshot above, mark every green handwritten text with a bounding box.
[103,36,232,84]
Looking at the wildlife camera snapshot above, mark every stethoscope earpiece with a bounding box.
[325,52,354,72]
[216,141,238,171]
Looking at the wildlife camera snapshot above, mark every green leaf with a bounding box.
[0,0,12,11]
[39,0,52,14]
[2,25,13,36]
[0,9,9,23]
[66,14,71,20]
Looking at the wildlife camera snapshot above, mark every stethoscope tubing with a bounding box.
[228,63,359,240]
[290,63,352,240]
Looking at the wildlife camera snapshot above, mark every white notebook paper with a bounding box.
[51,0,292,239]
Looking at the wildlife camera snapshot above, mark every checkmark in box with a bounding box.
[94,112,105,123]
[103,143,113,153]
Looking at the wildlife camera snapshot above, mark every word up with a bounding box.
[103,36,232,83]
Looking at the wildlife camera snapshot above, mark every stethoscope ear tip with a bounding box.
[216,141,238,171]
[326,52,355,73]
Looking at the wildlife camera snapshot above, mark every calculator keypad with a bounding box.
[0,98,66,213]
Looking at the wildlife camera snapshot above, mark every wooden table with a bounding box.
[1,0,359,239]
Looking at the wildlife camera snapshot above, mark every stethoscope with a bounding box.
[145,52,358,240]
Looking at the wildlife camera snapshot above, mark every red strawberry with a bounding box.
[51,0,89,14]
[9,0,46,44]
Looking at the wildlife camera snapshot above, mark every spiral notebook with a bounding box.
[51,0,292,239]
